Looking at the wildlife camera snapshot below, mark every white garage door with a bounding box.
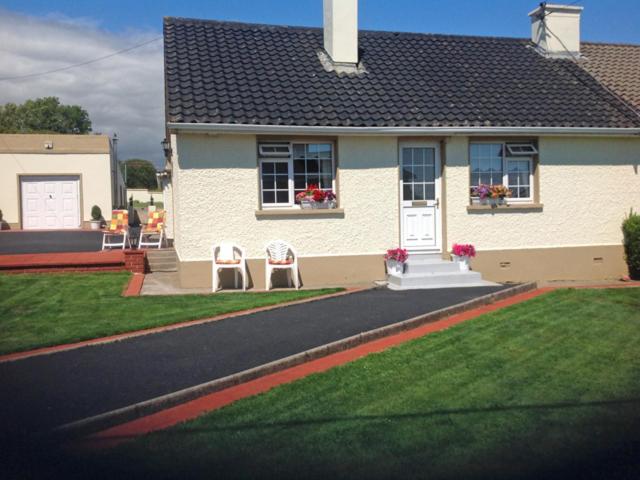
[21,176,81,229]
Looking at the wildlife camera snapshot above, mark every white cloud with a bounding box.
[0,9,165,167]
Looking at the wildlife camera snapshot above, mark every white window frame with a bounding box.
[506,143,538,156]
[469,141,535,204]
[258,141,336,209]
[258,143,291,157]
[505,157,533,202]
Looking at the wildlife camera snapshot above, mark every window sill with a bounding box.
[255,208,345,218]
[467,203,543,213]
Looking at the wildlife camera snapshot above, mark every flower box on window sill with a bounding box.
[471,197,506,206]
[467,202,544,213]
[255,208,345,218]
[300,199,337,210]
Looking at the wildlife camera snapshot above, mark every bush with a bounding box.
[622,210,640,279]
[91,205,102,221]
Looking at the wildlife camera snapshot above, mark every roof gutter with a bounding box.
[167,122,640,137]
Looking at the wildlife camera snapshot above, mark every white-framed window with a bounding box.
[505,143,538,156]
[470,142,535,202]
[258,143,291,157]
[259,142,335,208]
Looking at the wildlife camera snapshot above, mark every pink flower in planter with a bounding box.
[452,243,476,258]
[385,248,409,263]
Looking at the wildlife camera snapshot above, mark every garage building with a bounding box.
[0,133,126,230]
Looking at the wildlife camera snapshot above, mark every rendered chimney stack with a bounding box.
[323,0,358,65]
[529,3,584,58]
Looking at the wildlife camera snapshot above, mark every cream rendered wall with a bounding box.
[446,136,640,251]
[0,153,113,225]
[172,133,399,261]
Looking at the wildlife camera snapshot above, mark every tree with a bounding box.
[0,97,91,134]
[121,159,158,189]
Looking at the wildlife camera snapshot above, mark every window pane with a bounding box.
[425,163,435,182]
[262,162,274,174]
[294,159,305,174]
[402,167,412,182]
[306,159,319,173]
[320,159,332,175]
[402,148,412,165]
[413,184,424,201]
[424,148,435,165]
[276,191,289,203]
[275,163,288,174]
[470,173,480,187]
[425,184,435,200]
[414,165,425,182]
[262,191,275,204]
[293,144,305,158]
[308,143,319,156]
[261,174,274,190]
[320,175,332,189]
[294,175,306,189]
[275,176,288,189]
[317,144,332,159]
[307,176,319,186]
[403,184,413,201]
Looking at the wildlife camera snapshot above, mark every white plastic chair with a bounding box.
[212,243,247,292]
[265,240,299,290]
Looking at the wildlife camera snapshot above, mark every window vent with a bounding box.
[258,143,291,157]
[506,143,538,156]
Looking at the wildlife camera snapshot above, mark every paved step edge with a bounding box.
[51,282,537,440]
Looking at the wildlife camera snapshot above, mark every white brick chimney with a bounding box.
[323,0,358,65]
[529,3,583,58]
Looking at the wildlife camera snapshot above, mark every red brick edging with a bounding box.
[81,287,551,449]
[122,274,145,297]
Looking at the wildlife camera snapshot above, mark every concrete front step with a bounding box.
[388,270,494,290]
[147,263,178,272]
[145,248,178,273]
[388,253,498,290]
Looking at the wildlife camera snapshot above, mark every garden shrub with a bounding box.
[91,205,102,221]
[622,210,640,279]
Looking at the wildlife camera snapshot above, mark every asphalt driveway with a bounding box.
[0,231,104,254]
[0,285,515,438]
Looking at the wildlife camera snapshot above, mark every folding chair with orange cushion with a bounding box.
[138,209,165,249]
[102,210,131,250]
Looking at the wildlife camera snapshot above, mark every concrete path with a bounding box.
[0,285,511,438]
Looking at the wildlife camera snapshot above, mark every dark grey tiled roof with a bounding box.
[163,17,640,128]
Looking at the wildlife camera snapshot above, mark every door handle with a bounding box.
[435,198,440,209]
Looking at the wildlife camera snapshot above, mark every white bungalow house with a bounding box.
[161,1,640,289]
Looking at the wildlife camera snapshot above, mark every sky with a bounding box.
[1,0,639,168]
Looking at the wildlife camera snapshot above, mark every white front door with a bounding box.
[21,176,81,229]
[400,144,441,251]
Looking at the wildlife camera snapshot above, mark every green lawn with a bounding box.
[70,287,640,480]
[0,272,340,355]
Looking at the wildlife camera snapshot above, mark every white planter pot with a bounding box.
[90,220,101,230]
[453,255,471,272]
[386,259,404,275]
[300,199,314,209]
